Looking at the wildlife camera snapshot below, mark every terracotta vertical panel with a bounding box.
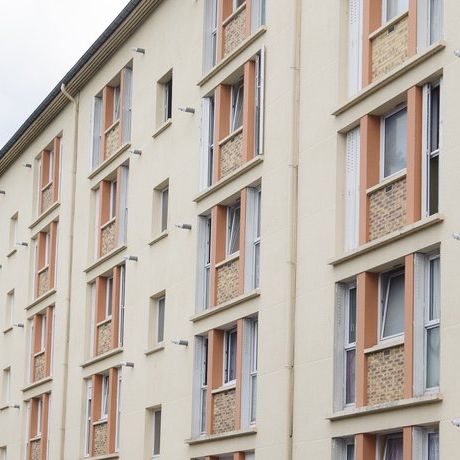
[30,397,38,438]
[406,86,423,224]
[210,206,228,307]
[245,0,252,35]
[111,267,121,349]
[90,375,102,455]
[242,61,256,163]
[214,85,231,182]
[48,222,58,290]
[234,319,244,430]
[404,254,415,398]
[40,393,50,460]
[408,0,417,55]
[37,232,47,270]
[102,86,114,161]
[403,426,413,460]
[41,150,51,187]
[98,180,111,257]
[356,272,379,407]
[107,368,118,453]
[206,329,224,435]
[52,137,60,202]
[356,433,376,460]
[362,0,382,86]
[238,190,247,295]
[234,453,245,460]
[359,115,381,245]
[44,307,53,376]
[94,277,107,353]
[217,0,233,61]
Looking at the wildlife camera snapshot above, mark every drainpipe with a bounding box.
[58,83,79,459]
[286,0,302,458]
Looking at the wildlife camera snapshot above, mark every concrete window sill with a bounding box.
[186,426,257,445]
[84,245,127,273]
[81,348,123,368]
[88,143,131,180]
[22,376,53,393]
[152,119,172,138]
[145,344,165,356]
[29,201,60,230]
[149,230,168,246]
[26,289,57,311]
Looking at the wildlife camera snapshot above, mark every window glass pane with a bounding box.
[384,436,403,460]
[386,0,408,21]
[429,155,439,215]
[426,326,440,388]
[250,374,257,422]
[382,273,405,338]
[225,330,237,382]
[345,349,356,405]
[228,205,241,255]
[157,297,165,343]
[346,443,355,460]
[348,287,357,344]
[234,0,245,10]
[428,432,440,460]
[384,109,407,178]
[430,86,440,153]
[429,258,440,321]
[161,189,169,232]
[254,242,260,288]
[429,0,442,44]
[107,278,113,317]
[231,82,244,131]
[153,410,161,455]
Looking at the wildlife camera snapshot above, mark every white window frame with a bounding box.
[382,432,404,460]
[417,0,443,50]
[5,291,14,329]
[84,380,92,457]
[106,276,113,320]
[344,283,357,407]
[2,368,11,405]
[244,187,261,291]
[39,314,47,353]
[10,213,18,249]
[156,296,166,345]
[203,0,218,72]
[249,320,258,423]
[200,95,215,189]
[36,398,43,436]
[380,105,408,181]
[197,215,212,312]
[382,0,408,23]
[254,49,265,155]
[199,338,208,434]
[223,328,238,385]
[44,231,51,267]
[348,0,363,97]
[164,79,172,122]
[152,408,162,459]
[113,85,121,122]
[422,80,441,217]
[380,269,405,341]
[226,202,241,257]
[115,370,122,452]
[118,266,126,347]
[109,180,117,220]
[91,96,103,170]
[230,79,244,132]
[160,187,169,233]
[101,375,109,420]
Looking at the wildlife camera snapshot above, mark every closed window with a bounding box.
[345,285,357,405]
[9,213,18,250]
[160,187,169,232]
[113,85,121,121]
[383,433,403,460]
[249,320,258,423]
[201,216,212,311]
[429,0,442,44]
[5,291,14,330]
[201,95,215,188]
[203,0,218,71]
[84,380,92,457]
[106,277,113,319]
[231,79,244,132]
[164,78,173,122]
[152,409,162,458]
[427,431,439,460]
[2,368,11,405]
[346,440,355,460]
[426,255,440,389]
[109,180,117,220]
[227,202,241,256]
[199,338,208,434]
[36,398,43,435]
[382,107,407,179]
[224,328,237,384]
[345,127,360,252]
[101,375,109,419]
[156,296,165,344]
[383,0,408,22]
[381,269,405,340]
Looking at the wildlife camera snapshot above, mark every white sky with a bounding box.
[0,0,129,148]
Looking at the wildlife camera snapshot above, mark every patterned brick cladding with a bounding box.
[93,422,108,456]
[213,388,236,434]
[224,8,247,56]
[97,321,113,355]
[34,352,46,381]
[371,15,409,81]
[368,177,407,241]
[367,344,405,405]
[38,269,50,297]
[30,438,41,460]
[105,123,121,159]
[220,131,244,179]
[101,220,116,256]
[216,259,240,305]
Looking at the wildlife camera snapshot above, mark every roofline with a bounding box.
[0,0,159,169]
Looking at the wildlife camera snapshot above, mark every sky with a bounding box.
[0,0,130,148]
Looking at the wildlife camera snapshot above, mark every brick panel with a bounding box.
[97,321,113,355]
[38,269,50,297]
[213,388,236,434]
[93,422,109,457]
[101,220,116,256]
[41,184,53,213]
[34,352,46,382]
[216,258,240,305]
[371,15,409,82]
[367,344,405,405]
[30,438,41,460]
[105,123,121,159]
[368,177,407,241]
[220,131,244,179]
[224,8,247,56]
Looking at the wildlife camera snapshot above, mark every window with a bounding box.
[333,437,355,460]
[109,180,117,220]
[113,85,121,121]
[9,213,18,250]
[164,78,173,122]
[424,82,440,216]
[92,96,103,169]
[249,320,258,423]
[345,127,360,251]
[348,0,363,97]
[156,296,165,344]
[251,0,266,31]
[152,409,162,458]
[0,446,6,460]
[224,328,237,384]
[36,397,43,435]
[203,0,218,71]
[427,430,439,460]
[383,0,408,22]
[425,254,440,389]
[39,314,47,352]
[382,433,403,460]
[119,266,126,347]
[346,440,355,460]
[245,187,261,291]
[199,215,212,311]
[418,0,442,49]
[106,277,113,319]
[254,50,265,155]
[160,187,169,232]
[231,79,244,132]
[5,291,14,330]
[428,0,442,44]
[84,380,92,457]
[227,202,241,256]
[2,368,11,405]
[382,107,407,179]
[253,189,261,288]
[233,0,245,10]
[115,370,122,451]
[101,375,109,419]
[201,95,215,188]
[345,284,357,405]
[381,269,405,340]
[199,338,208,433]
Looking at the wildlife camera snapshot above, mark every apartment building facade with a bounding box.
[0,0,458,458]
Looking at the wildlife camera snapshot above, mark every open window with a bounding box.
[226,202,241,257]
[380,269,405,340]
[381,106,407,180]
[223,328,237,385]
